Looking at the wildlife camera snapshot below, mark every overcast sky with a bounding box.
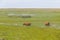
[0,0,60,8]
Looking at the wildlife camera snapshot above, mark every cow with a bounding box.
[44,21,50,26]
[23,22,31,26]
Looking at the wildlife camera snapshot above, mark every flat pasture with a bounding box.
[0,8,60,40]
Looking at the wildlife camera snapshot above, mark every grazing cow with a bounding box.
[45,21,50,26]
[23,22,31,26]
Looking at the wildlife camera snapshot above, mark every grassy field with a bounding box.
[0,8,60,40]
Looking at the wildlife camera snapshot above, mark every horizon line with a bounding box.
[0,7,60,8]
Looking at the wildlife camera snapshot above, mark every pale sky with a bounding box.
[0,0,60,8]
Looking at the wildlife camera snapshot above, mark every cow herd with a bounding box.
[23,21,50,26]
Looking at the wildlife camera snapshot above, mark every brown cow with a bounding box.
[44,21,50,26]
[23,22,31,26]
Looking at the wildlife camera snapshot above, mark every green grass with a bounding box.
[0,8,60,40]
